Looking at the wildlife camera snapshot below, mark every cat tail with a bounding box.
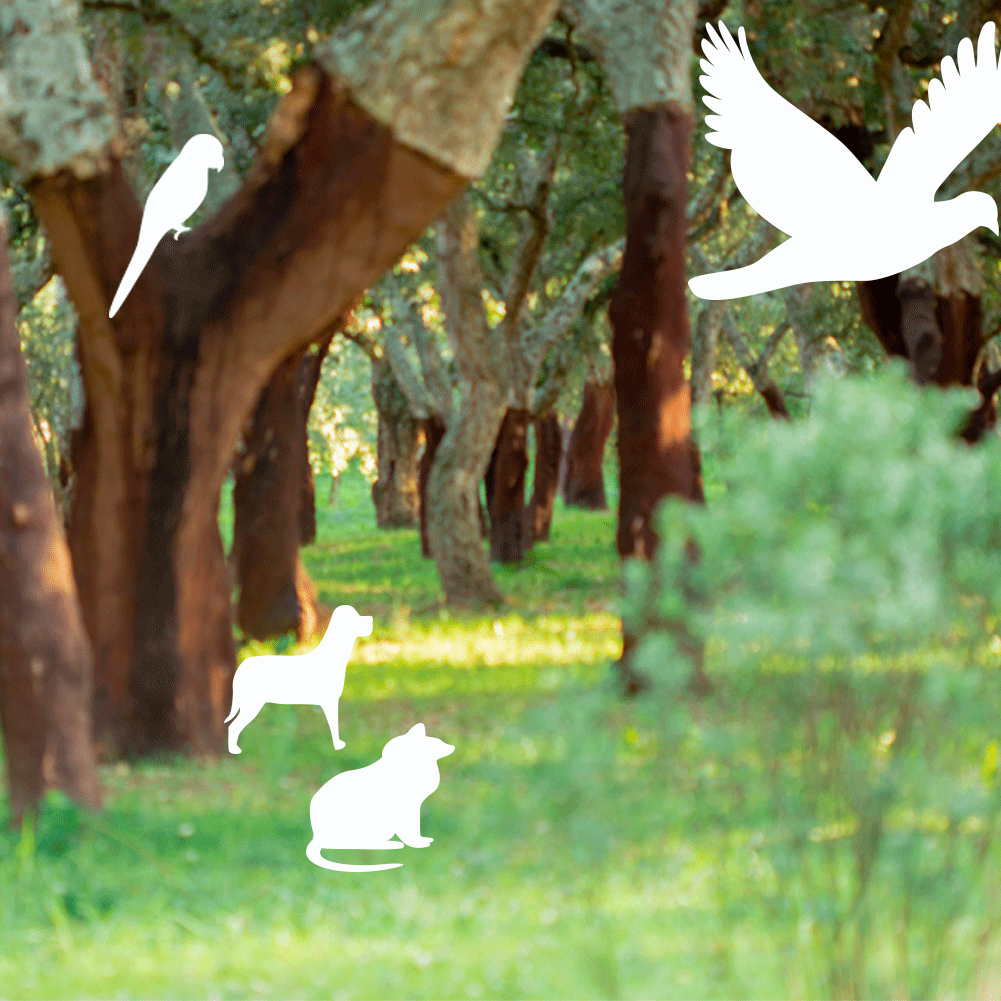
[306,840,402,872]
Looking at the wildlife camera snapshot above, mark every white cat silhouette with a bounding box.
[306,723,455,872]
[225,604,372,754]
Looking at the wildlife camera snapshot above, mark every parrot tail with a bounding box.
[109,230,162,318]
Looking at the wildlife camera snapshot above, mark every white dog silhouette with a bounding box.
[225,604,373,754]
[306,723,455,872]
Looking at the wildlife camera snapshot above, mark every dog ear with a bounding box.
[408,723,426,737]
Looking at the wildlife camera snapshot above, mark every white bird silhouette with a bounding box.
[689,21,1001,300]
[109,134,225,318]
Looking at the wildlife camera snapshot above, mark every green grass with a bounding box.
[2,465,1000,999]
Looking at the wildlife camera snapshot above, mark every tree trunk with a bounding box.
[856,238,989,437]
[721,309,792,420]
[563,380,615,509]
[6,0,556,754]
[610,105,708,696]
[690,300,722,411]
[0,208,101,825]
[559,0,707,692]
[418,414,447,558]
[426,195,507,607]
[610,104,702,554]
[528,410,562,542]
[488,407,531,563]
[370,354,421,528]
[231,333,332,642]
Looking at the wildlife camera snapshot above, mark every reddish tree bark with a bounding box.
[608,105,708,696]
[9,0,556,755]
[231,331,333,642]
[838,123,994,440]
[370,353,422,528]
[528,410,562,542]
[36,69,467,756]
[487,407,532,563]
[418,413,447,558]
[562,380,615,509]
[0,211,101,824]
[857,278,983,388]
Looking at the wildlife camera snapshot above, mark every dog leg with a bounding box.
[321,700,346,750]
[227,700,265,753]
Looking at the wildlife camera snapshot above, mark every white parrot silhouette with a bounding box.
[109,134,225,318]
[690,21,1001,300]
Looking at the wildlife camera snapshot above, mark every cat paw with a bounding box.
[409,836,433,848]
[333,739,346,750]
[229,745,242,754]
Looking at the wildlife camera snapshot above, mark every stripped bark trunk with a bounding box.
[610,103,707,697]
[0,207,101,825]
[563,379,615,509]
[560,0,709,695]
[231,333,333,643]
[148,28,329,646]
[528,410,562,542]
[609,104,703,568]
[370,353,421,528]
[4,0,556,754]
[488,407,531,562]
[856,238,989,434]
[419,414,448,558]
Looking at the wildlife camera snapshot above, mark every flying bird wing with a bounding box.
[877,21,1000,200]
[699,22,876,237]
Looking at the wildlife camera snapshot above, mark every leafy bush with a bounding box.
[625,363,1001,997]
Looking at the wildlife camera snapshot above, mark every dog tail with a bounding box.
[306,840,402,872]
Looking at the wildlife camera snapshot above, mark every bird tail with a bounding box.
[689,240,812,300]
[109,231,161,318]
[306,840,403,872]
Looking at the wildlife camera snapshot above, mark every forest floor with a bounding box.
[1,464,999,999]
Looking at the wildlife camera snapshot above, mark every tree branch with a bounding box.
[720,308,791,419]
[81,0,271,93]
[525,236,624,374]
[339,325,380,361]
[533,36,597,63]
[502,141,558,329]
[381,312,437,420]
[406,301,454,421]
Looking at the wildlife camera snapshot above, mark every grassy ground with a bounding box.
[2,465,999,999]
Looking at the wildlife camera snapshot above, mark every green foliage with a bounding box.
[639,363,1001,666]
[6,462,1001,997]
[626,363,1001,996]
[307,336,378,484]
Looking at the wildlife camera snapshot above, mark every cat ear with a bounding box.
[409,723,426,736]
